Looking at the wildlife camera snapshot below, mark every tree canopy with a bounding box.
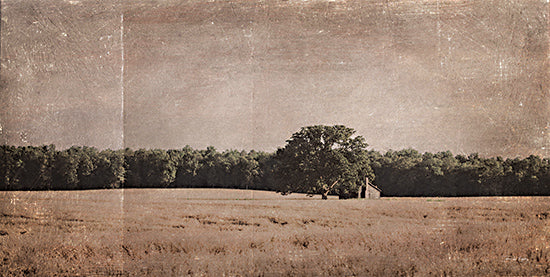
[272,125,373,199]
[1,127,550,197]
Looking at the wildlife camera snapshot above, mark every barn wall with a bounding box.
[366,186,381,199]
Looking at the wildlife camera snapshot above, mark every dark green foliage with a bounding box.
[0,145,55,190]
[0,124,549,196]
[370,150,550,197]
[124,146,266,191]
[0,146,124,190]
[125,149,177,188]
[172,146,202,188]
[92,150,125,189]
[270,125,373,199]
[51,148,79,190]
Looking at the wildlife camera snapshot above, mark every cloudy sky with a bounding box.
[1,0,549,157]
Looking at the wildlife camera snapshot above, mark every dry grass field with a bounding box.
[0,189,549,276]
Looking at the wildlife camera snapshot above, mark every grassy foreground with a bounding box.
[0,189,549,276]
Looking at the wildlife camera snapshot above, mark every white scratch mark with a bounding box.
[120,13,124,149]
[20,132,28,143]
[117,10,126,274]
[437,0,441,68]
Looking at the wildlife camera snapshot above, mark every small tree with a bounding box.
[273,125,372,199]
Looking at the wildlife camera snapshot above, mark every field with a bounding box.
[0,189,549,276]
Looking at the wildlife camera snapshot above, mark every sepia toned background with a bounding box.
[1,0,549,157]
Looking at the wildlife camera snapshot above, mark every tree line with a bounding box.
[0,145,271,192]
[372,149,550,196]
[1,127,549,197]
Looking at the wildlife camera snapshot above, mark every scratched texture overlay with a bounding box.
[1,0,549,157]
[0,0,549,275]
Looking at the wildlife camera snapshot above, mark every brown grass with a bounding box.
[0,189,549,276]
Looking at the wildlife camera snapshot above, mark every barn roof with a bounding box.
[367,183,382,192]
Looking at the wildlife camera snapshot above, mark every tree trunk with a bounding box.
[321,180,339,200]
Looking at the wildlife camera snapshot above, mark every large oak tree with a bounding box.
[273,125,373,199]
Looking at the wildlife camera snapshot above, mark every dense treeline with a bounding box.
[0,145,272,192]
[1,145,549,196]
[372,149,550,196]
[0,145,124,191]
[124,146,271,190]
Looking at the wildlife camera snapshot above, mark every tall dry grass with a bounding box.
[0,189,548,276]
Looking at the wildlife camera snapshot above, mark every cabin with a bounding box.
[358,178,381,199]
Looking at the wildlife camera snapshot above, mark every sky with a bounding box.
[1,0,549,157]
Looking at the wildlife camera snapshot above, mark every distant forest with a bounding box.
[1,145,549,197]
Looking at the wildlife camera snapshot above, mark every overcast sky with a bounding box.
[1,0,549,157]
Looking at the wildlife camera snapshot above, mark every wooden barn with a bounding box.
[358,178,381,199]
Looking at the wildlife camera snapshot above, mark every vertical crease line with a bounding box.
[119,8,126,275]
[120,13,125,150]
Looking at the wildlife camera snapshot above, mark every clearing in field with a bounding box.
[0,189,549,276]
